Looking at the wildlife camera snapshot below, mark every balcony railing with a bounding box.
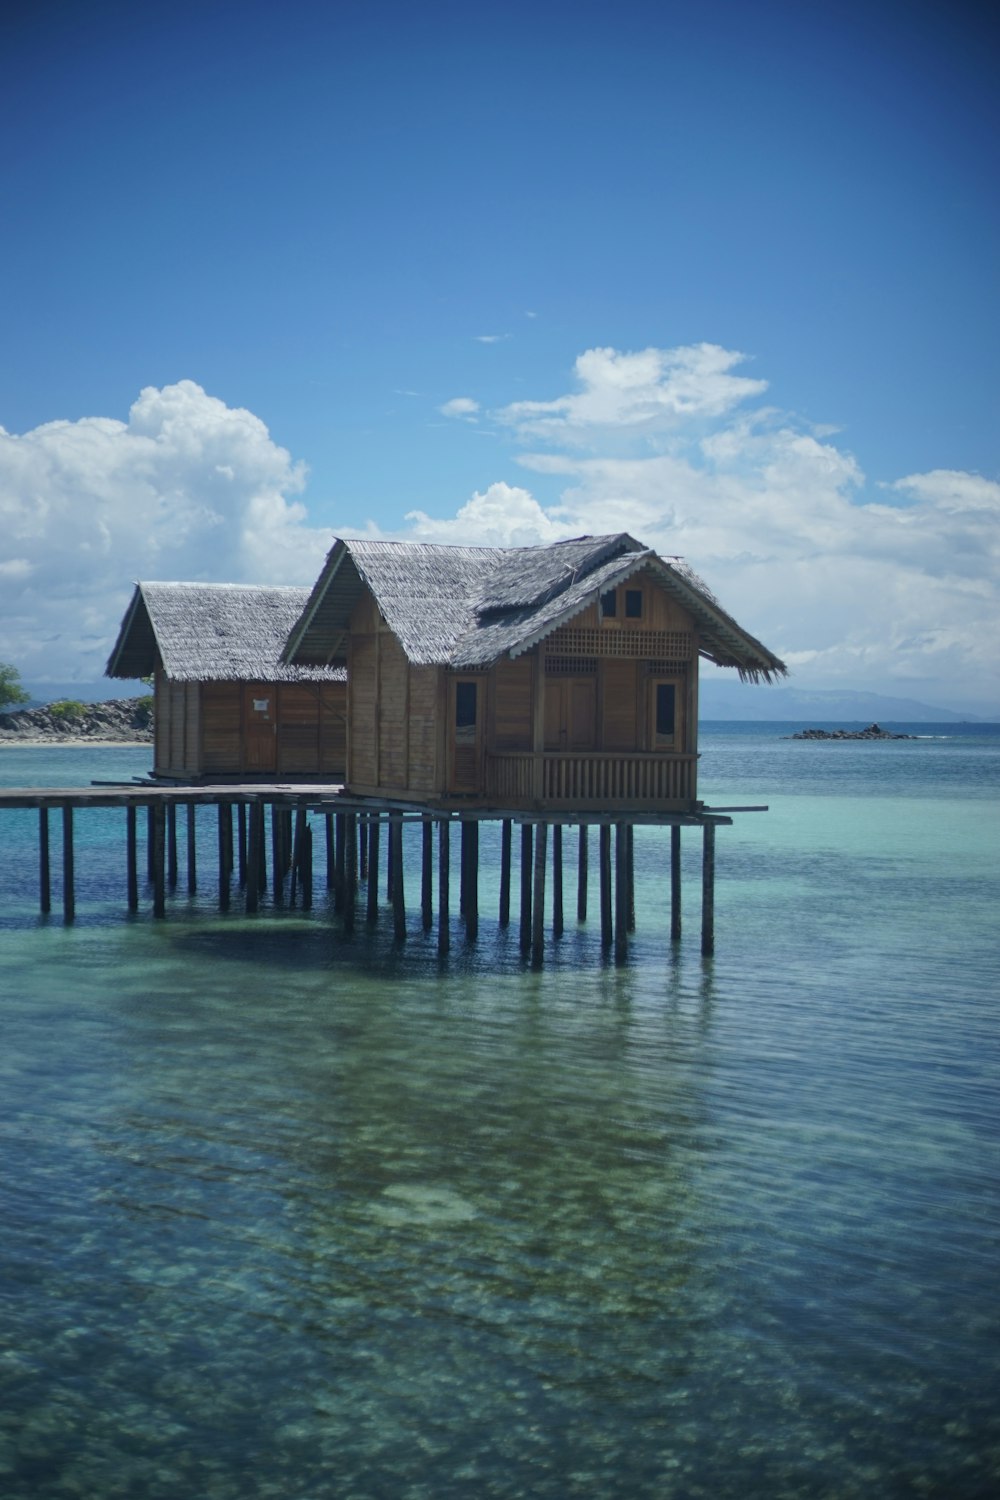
[486,751,696,809]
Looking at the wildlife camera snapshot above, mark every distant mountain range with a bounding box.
[697,683,990,723]
[24,678,992,724]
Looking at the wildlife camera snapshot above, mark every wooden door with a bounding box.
[648,676,684,752]
[544,678,596,749]
[448,677,483,793]
[242,683,277,773]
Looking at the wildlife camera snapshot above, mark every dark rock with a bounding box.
[0,698,154,742]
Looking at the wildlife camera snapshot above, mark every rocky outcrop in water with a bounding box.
[789,722,917,741]
[0,698,153,742]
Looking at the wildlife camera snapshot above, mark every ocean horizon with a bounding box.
[2,723,998,1497]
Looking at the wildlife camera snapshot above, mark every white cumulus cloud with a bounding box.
[0,380,331,685]
[439,397,480,419]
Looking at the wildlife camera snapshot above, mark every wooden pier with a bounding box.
[0,782,760,961]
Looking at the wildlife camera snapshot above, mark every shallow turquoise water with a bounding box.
[1,728,998,1498]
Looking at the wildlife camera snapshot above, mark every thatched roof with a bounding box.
[284,535,787,683]
[106,583,346,684]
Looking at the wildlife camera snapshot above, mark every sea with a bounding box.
[1,723,998,1500]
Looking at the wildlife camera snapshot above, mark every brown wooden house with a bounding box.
[282,534,785,812]
[106,582,346,781]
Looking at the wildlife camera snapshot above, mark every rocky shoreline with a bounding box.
[0,698,154,744]
[788,722,917,741]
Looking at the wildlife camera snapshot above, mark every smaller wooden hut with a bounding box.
[282,534,785,812]
[106,583,346,781]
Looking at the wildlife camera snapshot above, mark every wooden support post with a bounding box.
[325,813,335,889]
[701,821,716,957]
[437,817,450,955]
[301,826,313,910]
[271,806,284,906]
[459,821,467,918]
[366,816,381,924]
[151,802,166,919]
[531,821,547,969]
[187,803,197,894]
[499,818,512,928]
[465,821,479,943]
[359,816,369,880]
[614,822,629,965]
[599,824,612,948]
[333,812,346,912]
[421,816,433,931]
[39,807,51,915]
[519,823,533,953]
[670,825,682,941]
[577,824,588,923]
[126,804,138,913]
[62,804,75,923]
[245,803,260,913]
[290,807,307,906]
[257,801,268,894]
[390,813,405,943]
[236,803,247,888]
[167,803,178,889]
[386,819,394,903]
[626,823,635,932]
[552,824,563,937]
[146,805,155,883]
[224,805,235,886]
[218,803,230,912]
[344,813,357,933]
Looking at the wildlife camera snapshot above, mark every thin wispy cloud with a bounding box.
[473,334,510,344]
[439,397,480,420]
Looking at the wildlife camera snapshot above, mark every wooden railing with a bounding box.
[486,752,696,808]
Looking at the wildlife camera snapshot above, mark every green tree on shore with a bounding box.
[0,662,31,712]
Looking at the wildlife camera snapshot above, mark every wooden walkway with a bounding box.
[0,781,758,960]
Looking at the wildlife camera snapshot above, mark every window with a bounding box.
[455,681,477,742]
[625,589,643,619]
[655,683,676,739]
[600,589,617,618]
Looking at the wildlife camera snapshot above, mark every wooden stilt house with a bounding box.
[281,534,785,811]
[106,583,346,781]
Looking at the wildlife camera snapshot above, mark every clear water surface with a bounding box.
[1,725,998,1498]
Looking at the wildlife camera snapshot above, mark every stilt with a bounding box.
[224,805,235,887]
[459,822,467,918]
[437,817,450,955]
[552,824,563,937]
[325,813,335,890]
[359,816,369,880]
[151,802,165,919]
[271,804,284,906]
[246,802,261,913]
[599,824,612,947]
[626,824,635,933]
[146,805,155,883]
[531,820,547,969]
[344,812,357,933]
[499,818,512,927]
[39,807,51,915]
[519,823,533,953]
[390,813,405,943]
[701,820,716,957]
[218,803,230,911]
[465,821,479,942]
[366,815,381,924]
[614,822,629,964]
[257,802,268,894]
[236,803,247,888]
[167,803,178,889]
[62,804,75,923]
[290,807,307,906]
[126,804,138,913]
[670,825,682,941]
[386,820,394,904]
[187,803,197,894]
[577,825,588,922]
[334,812,346,912]
[301,826,313,909]
[421,816,433,931]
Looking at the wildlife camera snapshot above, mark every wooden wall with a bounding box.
[154,675,344,779]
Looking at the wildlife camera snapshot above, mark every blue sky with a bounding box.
[1,0,997,712]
